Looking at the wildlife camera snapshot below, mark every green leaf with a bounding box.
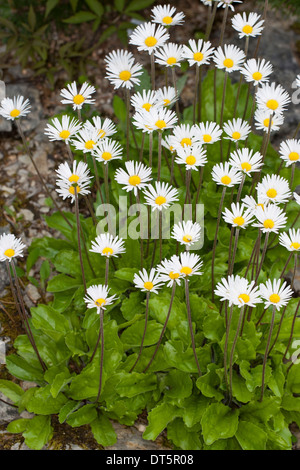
[143,402,182,441]
[66,404,98,427]
[64,11,97,23]
[121,291,145,321]
[7,419,29,434]
[196,365,224,401]
[31,304,69,340]
[201,403,239,446]
[26,385,68,415]
[126,0,155,12]
[181,395,210,428]
[113,95,127,123]
[120,320,162,349]
[114,0,125,12]
[40,260,50,282]
[85,0,104,17]
[6,355,44,383]
[47,274,81,292]
[0,380,24,403]
[167,418,202,450]
[235,420,267,450]
[28,5,36,30]
[162,370,193,399]
[45,0,59,17]
[58,400,81,424]
[115,372,157,398]
[91,414,117,446]
[23,416,53,450]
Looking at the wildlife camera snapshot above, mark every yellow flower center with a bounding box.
[119,70,132,81]
[4,248,15,258]
[163,99,171,106]
[102,152,112,161]
[193,52,204,62]
[95,298,106,307]
[241,162,252,172]
[68,174,80,183]
[242,24,253,34]
[269,293,280,304]
[73,94,85,105]
[233,216,245,226]
[98,129,106,138]
[69,185,80,195]
[163,16,173,24]
[145,36,157,47]
[252,71,262,81]
[266,99,279,110]
[263,219,274,229]
[169,271,179,279]
[128,175,141,186]
[291,242,300,250]
[263,118,273,128]
[203,134,212,143]
[167,57,177,65]
[102,247,113,256]
[142,102,152,112]
[186,155,196,165]
[85,140,95,150]
[223,58,234,68]
[289,152,299,161]
[266,188,277,198]
[10,109,20,118]
[183,235,193,243]
[155,120,166,129]
[155,196,167,205]
[181,266,192,275]
[59,130,71,140]
[221,175,231,185]
[144,281,154,290]
[232,131,241,140]
[238,293,250,303]
[181,137,192,147]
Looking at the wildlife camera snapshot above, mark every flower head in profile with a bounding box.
[0,96,30,120]
[241,58,273,86]
[134,268,163,294]
[84,285,117,313]
[254,109,284,133]
[256,174,291,206]
[105,50,143,89]
[222,203,254,229]
[253,205,287,233]
[56,160,92,202]
[175,145,207,171]
[151,4,185,27]
[60,81,95,110]
[279,229,300,252]
[92,138,123,165]
[213,44,246,73]
[0,234,26,263]
[131,89,157,113]
[174,252,203,277]
[90,233,125,258]
[259,279,293,311]
[172,220,202,246]
[155,43,184,68]
[114,161,152,195]
[129,22,169,55]
[223,118,251,142]
[279,139,300,167]
[133,107,177,133]
[232,12,264,38]
[256,82,291,115]
[218,0,242,11]
[195,121,222,144]
[156,257,182,287]
[84,116,117,140]
[211,162,242,187]
[229,148,263,176]
[143,182,179,211]
[155,86,178,108]
[44,115,81,143]
[182,39,214,67]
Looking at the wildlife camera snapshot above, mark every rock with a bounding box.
[0,396,20,425]
[19,209,34,222]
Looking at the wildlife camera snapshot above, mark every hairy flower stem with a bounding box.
[126,88,130,161]
[269,305,287,355]
[159,211,163,263]
[185,277,202,376]
[236,174,246,203]
[74,187,87,292]
[66,144,74,163]
[260,304,276,402]
[228,228,240,276]
[139,133,145,163]
[279,252,293,280]
[245,232,260,278]
[136,192,144,269]
[283,299,300,362]
[194,166,204,220]
[205,0,218,40]
[219,5,229,46]
[92,155,104,206]
[172,67,180,121]
[143,282,176,373]
[130,292,150,372]
[95,310,104,402]
[290,163,296,190]
[229,306,245,403]
[149,133,153,168]
[224,304,234,393]
[219,71,228,162]
[254,0,269,59]
[151,51,156,90]
[293,122,300,139]
[197,67,203,122]
[193,66,200,124]
[255,232,270,284]
[212,187,227,302]
[157,132,162,181]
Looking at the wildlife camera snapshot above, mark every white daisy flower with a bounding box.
[92,138,123,164]
[55,160,92,202]
[279,229,300,252]
[156,257,183,287]
[155,86,178,108]
[133,268,163,294]
[194,121,222,144]
[44,115,82,143]
[211,162,243,187]
[131,89,157,113]
[129,22,169,55]
[213,44,246,73]
[174,252,203,277]
[254,109,284,133]
[182,39,215,67]
[71,126,100,153]
[242,195,266,213]
[90,233,125,258]
[256,82,291,115]
[256,174,291,206]
[222,202,254,228]
[229,148,263,175]
[168,123,200,150]
[240,58,273,86]
[105,49,143,89]
[223,118,251,142]
[259,279,293,311]
[229,277,262,308]
[143,181,179,211]
[279,139,300,167]
[172,220,202,246]
[114,161,152,195]
[84,116,117,140]
[60,81,95,110]
[155,42,184,68]
[84,284,117,313]
[0,234,26,263]
[133,107,178,133]
[151,4,185,27]
[175,144,207,171]
[214,275,238,303]
[294,192,300,205]
[0,96,31,120]
[162,135,176,153]
[218,0,242,11]
[232,12,264,38]
[253,205,287,233]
